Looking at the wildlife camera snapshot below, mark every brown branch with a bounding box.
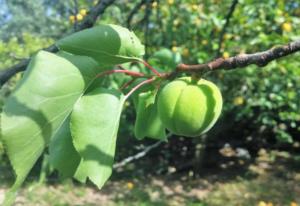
[113,139,165,169]
[75,0,115,31]
[0,0,116,86]
[0,45,58,86]
[125,77,155,99]
[73,0,79,30]
[95,69,146,78]
[173,40,300,75]
[215,0,239,57]
[144,0,152,59]
[127,0,147,29]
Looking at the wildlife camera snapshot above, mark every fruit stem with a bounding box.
[191,73,201,83]
[141,61,162,77]
[96,69,145,78]
[124,77,155,100]
[120,78,137,91]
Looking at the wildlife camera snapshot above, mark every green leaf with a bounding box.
[0,51,100,205]
[131,78,157,108]
[48,117,80,178]
[70,87,124,189]
[56,24,145,67]
[134,91,166,140]
[276,130,293,144]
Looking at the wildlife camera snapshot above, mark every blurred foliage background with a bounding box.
[0,0,299,205]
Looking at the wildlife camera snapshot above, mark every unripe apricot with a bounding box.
[157,77,222,137]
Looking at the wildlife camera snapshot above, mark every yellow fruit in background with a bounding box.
[79,9,87,16]
[202,40,208,45]
[191,4,198,11]
[193,18,201,26]
[168,0,174,5]
[282,22,292,32]
[223,52,230,59]
[152,1,157,8]
[233,96,244,105]
[182,48,189,57]
[126,182,134,189]
[258,201,267,206]
[76,14,83,21]
[290,202,298,206]
[224,33,232,40]
[157,77,223,137]
[171,46,178,52]
[69,15,75,23]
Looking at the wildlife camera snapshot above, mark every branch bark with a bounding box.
[113,140,164,169]
[73,0,79,30]
[0,0,116,86]
[127,0,147,29]
[0,45,58,86]
[144,0,152,59]
[174,40,300,75]
[215,0,239,57]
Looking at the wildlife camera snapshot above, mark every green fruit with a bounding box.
[157,77,222,137]
[134,91,166,140]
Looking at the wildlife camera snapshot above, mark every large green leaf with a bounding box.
[134,91,166,140]
[0,51,100,205]
[70,87,124,189]
[48,117,80,178]
[56,24,145,67]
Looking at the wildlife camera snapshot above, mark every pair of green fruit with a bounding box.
[134,77,223,139]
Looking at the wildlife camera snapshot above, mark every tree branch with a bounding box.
[0,0,116,86]
[73,0,79,30]
[173,40,300,75]
[76,0,116,31]
[0,45,58,86]
[215,0,239,57]
[127,0,147,29]
[113,137,169,169]
[144,0,152,59]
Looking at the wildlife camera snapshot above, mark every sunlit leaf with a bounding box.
[0,51,100,205]
[70,87,124,189]
[57,24,145,67]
